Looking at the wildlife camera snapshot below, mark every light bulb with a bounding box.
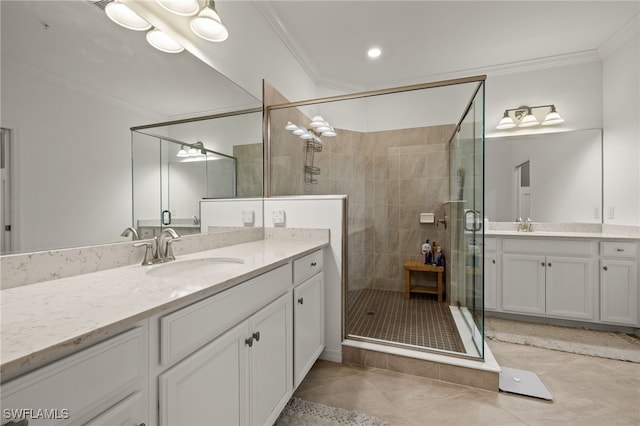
[177,146,188,157]
[146,29,184,53]
[155,0,200,16]
[519,112,539,127]
[285,121,298,131]
[105,0,151,31]
[496,111,516,130]
[190,6,228,42]
[542,106,565,125]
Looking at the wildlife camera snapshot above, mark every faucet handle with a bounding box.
[164,237,182,261]
[133,239,156,265]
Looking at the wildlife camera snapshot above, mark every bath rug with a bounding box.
[485,317,640,363]
[275,397,390,426]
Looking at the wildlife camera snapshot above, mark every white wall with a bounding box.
[602,31,640,226]
[2,62,165,253]
[263,196,345,363]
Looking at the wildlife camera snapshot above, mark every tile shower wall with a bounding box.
[233,143,263,197]
[270,118,456,298]
[364,125,455,293]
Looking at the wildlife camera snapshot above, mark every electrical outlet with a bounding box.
[594,207,600,219]
[607,206,615,220]
[272,209,286,226]
[241,210,255,226]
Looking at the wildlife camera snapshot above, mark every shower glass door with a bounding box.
[450,82,485,357]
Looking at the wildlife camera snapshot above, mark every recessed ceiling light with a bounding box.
[367,47,382,59]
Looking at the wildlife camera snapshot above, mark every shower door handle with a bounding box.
[464,209,481,232]
[162,210,172,226]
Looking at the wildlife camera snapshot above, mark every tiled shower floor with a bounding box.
[347,289,465,353]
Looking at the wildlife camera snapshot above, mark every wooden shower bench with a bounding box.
[403,260,444,302]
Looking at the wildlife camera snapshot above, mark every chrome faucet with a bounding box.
[516,217,524,232]
[120,226,139,241]
[133,228,181,265]
[525,217,533,232]
[157,228,181,261]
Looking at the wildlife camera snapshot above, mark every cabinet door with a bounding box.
[85,391,145,426]
[546,256,594,320]
[294,273,325,389]
[248,293,292,426]
[159,322,249,426]
[502,254,546,314]
[601,259,639,325]
[484,253,498,311]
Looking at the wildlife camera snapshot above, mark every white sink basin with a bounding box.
[146,257,245,278]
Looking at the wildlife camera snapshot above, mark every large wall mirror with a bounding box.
[485,128,603,224]
[0,1,261,254]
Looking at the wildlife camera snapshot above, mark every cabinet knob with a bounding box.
[548,262,552,267]
[603,266,608,271]
[541,262,545,267]
[311,262,317,267]
[137,424,146,426]
[252,331,261,342]
[298,297,304,305]
[245,337,253,347]
[492,259,496,264]
[616,248,625,252]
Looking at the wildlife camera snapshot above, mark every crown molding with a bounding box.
[598,14,640,59]
[254,1,323,87]
[256,2,604,94]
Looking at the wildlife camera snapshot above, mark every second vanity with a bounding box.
[485,229,640,329]
[1,234,328,426]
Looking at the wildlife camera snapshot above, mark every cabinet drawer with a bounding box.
[293,250,323,285]
[1,327,145,426]
[601,241,638,258]
[160,264,291,366]
[502,238,593,256]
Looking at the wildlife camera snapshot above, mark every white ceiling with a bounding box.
[258,1,640,91]
[2,1,638,118]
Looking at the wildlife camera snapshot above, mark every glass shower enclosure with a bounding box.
[267,76,486,359]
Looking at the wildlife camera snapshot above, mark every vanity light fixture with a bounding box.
[496,105,565,130]
[285,116,337,140]
[102,0,229,53]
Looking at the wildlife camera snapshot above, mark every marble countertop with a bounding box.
[486,230,640,240]
[0,237,328,379]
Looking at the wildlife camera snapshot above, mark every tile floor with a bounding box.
[294,340,640,425]
[347,289,465,353]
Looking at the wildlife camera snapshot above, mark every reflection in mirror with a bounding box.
[486,129,603,224]
[131,109,263,239]
[0,1,260,254]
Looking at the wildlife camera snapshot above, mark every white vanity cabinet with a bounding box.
[156,264,293,426]
[0,326,148,426]
[600,242,639,326]
[292,250,325,389]
[484,238,498,311]
[501,238,596,320]
[158,293,292,426]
